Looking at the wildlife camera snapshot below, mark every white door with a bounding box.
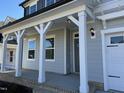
[106,33,124,91]
[7,49,15,68]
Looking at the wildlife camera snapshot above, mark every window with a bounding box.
[111,36,124,44]
[46,0,55,6]
[30,4,37,14]
[45,36,55,60]
[10,51,13,62]
[74,33,79,38]
[28,39,36,60]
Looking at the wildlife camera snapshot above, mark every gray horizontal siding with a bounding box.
[68,20,103,83]
[87,21,103,83]
[22,28,65,74]
[44,29,65,74]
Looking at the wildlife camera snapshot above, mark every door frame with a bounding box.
[101,27,124,91]
[73,32,79,73]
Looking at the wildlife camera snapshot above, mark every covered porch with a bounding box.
[0,1,97,93]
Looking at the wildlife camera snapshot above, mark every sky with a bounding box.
[0,0,23,21]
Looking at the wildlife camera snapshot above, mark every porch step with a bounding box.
[34,82,103,93]
[89,81,104,93]
[36,84,79,93]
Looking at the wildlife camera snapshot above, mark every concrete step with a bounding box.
[38,84,79,93]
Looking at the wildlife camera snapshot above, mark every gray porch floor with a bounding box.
[0,69,122,93]
[21,69,80,91]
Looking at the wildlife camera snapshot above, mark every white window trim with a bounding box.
[27,38,36,61]
[45,35,55,62]
[29,4,37,14]
[73,32,79,73]
[45,0,56,7]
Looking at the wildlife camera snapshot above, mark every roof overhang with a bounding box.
[0,0,86,35]
[19,0,30,7]
[0,0,74,31]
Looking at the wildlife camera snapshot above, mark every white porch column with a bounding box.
[78,11,89,93]
[1,35,8,72]
[15,30,25,77]
[38,24,46,83]
[35,21,53,83]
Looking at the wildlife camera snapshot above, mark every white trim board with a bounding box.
[64,28,67,74]
[101,27,124,34]
[94,0,124,13]
[97,10,124,20]
[73,32,79,73]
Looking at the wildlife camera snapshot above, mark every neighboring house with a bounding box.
[0,16,16,69]
[0,0,124,93]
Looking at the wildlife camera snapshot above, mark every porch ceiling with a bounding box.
[0,0,86,35]
[23,16,78,36]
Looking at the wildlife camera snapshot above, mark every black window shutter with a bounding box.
[24,6,29,16]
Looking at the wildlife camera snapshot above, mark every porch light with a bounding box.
[67,19,71,24]
[90,28,96,39]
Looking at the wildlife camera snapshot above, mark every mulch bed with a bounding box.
[0,81,32,93]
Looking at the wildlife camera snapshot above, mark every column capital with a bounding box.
[78,10,87,17]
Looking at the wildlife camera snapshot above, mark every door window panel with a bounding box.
[111,36,124,44]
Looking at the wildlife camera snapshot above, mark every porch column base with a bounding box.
[80,85,89,93]
[15,73,21,77]
[38,76,45,83]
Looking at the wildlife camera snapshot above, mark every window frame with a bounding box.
[45,0,56,7]
[45,35,55,62]
[27,38,36,61]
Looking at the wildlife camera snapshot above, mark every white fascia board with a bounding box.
[97,10,124,20]
[101,27,124,34]
[94,0,124,13]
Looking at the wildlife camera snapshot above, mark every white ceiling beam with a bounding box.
[68,15,79,27]
[97,10,124,20]
[43,21,53,33]
[34,26,40,33]
[86,7,95,20]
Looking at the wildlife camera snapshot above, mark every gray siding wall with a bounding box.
[22,28,65,74]
[22,34,39,70]
[107,18,124,29]
[87,21,103,83]
[66,28,71,74]
[67,20,103,83]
